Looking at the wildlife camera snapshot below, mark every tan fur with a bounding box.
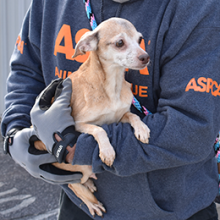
[34,18,150,217]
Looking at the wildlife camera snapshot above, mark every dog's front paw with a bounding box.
[83,179,97,193]
[87,201,106,217]
[134,122,150,144]
[99,143,116,167]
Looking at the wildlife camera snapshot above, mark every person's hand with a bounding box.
[30,78,81,163]
[54,134,76,164]
[4,128,82,184]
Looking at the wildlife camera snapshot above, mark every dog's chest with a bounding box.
[74,85,132,126]
[81,94,130,126]
[71,73,133,125]
[97,98,130,125]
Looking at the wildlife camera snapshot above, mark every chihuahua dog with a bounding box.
[35,17,150,217]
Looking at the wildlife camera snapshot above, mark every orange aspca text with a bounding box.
[132,84,148,97]
[55,66,72,79]
[185,77,220,96]
[16,36,25,54]
[54,25,90,63]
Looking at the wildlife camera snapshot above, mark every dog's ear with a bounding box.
[72,30,99,58]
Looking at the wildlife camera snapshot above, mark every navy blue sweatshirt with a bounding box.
[1,0,220,219]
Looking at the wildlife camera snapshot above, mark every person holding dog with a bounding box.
[1,0,220,219]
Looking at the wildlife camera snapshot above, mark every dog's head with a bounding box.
[72,18,150,70]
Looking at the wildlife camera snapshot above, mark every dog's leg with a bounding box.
[75,123,116,166]
[120,112,150,143]
[34,140,105,216]
[68,182,106,217]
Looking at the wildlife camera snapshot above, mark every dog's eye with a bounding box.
[115,39,124,48]
[138,36,143,44]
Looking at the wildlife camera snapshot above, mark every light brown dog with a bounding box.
[35,18,150,217]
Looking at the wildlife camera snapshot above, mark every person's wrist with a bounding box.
[3,127,24,155]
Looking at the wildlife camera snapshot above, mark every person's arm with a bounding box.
[73,1,220,176]
[1,0,45,136]
[1,0,83,184]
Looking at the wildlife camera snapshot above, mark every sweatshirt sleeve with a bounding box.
[73,1,220,176]
[1,0,45,136]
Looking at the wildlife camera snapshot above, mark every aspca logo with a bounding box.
[185,77,220,97]
[15,36,25,54]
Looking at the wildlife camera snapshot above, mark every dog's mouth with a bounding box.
[115,55,150,71]
[128,61,150,70]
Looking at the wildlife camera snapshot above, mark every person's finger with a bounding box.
[54,133,62,142]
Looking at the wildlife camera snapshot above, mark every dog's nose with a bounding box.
[138,54,150,65]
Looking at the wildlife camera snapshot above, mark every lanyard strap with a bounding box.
[132,96,152,116]
[84,0,97,30]
[83,0,151,116]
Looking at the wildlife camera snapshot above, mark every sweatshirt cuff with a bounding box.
[2,120,30,137]
[72,133,97,166]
